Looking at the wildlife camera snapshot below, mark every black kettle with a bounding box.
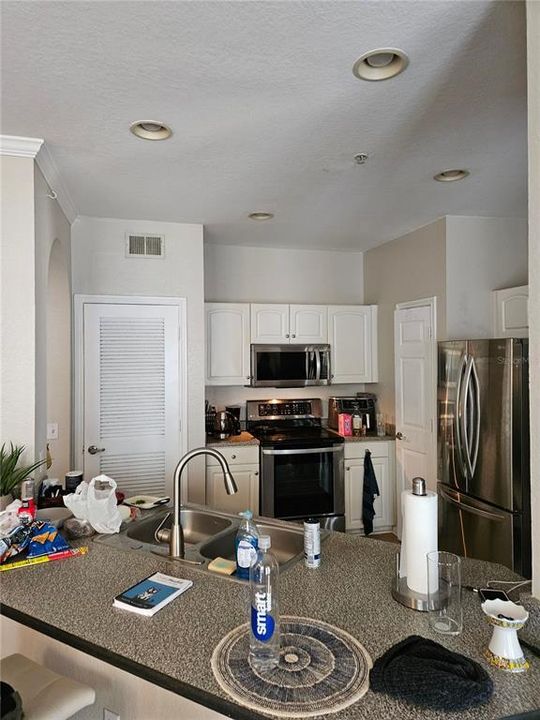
[212,410,240,439]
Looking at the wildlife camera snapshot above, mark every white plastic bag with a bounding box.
[63,475,122,534]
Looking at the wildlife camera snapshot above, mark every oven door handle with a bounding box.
[261,446,343,456]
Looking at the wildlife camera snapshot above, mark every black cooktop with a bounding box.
[248,423,343,448]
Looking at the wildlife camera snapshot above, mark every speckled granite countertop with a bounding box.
[1,529,538,719]
[205,431,395,447]
[342,435,395,443]
[206,431,259,447]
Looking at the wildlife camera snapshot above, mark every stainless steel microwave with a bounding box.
[250,344,331,387]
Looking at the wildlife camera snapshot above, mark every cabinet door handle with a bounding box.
[231,454,236,460]
[292,334,296,338]
[285,334,290,338]
[346,466,350,471]
[254,471,259,476]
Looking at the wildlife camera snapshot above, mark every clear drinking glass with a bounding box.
[427,551,462,635]
[376,413,386,437]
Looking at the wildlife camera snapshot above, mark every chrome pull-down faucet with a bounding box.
[155,447,238,559]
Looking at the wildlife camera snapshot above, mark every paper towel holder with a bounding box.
[391,476,431,612]
[392,552,430,611]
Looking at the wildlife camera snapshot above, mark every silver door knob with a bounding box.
[88,445,105,455]
[396,432,407,441]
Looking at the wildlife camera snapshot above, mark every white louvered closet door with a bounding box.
[83,303,180,497]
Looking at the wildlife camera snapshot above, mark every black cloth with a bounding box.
[370,635,494,711]
[362,449,379,536]
[0,682,23,720]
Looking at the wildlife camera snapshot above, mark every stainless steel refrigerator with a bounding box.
[437,339,530,577]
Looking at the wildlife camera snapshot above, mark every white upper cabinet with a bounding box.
[205,303,250,385]
[289,305,328,344]
[328,305,378,383]
[251,304,328,344]
[250,304,290,343]
[492,285,529,338]
[205,302,378,385]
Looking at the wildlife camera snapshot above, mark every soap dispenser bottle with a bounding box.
[235,510,259,580]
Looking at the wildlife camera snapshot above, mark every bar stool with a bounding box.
[0,654,96,720]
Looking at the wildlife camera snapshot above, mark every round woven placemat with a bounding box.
[211,616,372,718]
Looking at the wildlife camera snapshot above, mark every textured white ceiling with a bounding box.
[1,1,527,250]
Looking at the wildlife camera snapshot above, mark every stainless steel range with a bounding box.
[247,399,345,531]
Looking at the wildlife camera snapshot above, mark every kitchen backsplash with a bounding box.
[205,384,366,422]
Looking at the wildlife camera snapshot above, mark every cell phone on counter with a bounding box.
[478,588,510,603]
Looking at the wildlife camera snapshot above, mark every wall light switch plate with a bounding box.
[104,710,120,720]
[47,423,58,440]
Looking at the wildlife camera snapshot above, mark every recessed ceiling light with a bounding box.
[434,169,470,182]
[130,120,172,141]
[352,48,409,81]
[248,212,274,221]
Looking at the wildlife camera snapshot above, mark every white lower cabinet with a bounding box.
[205,446,259,515]
[344,441,395,533]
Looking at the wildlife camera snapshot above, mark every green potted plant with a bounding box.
[0,443,47,511]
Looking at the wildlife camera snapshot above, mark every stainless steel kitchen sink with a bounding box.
[200,522,305,571]
[93,504,325,581]
[126,508,232,546]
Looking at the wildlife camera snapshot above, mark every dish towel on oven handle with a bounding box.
[362,449,380,536]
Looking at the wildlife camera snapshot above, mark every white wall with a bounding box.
[363,218,447,423]
[34,166,71,479]
[71,216,206,501]
[204,244,364,304]
[204,244,365,415]
[0,156,36,461]
[445,216,528,339]
[527,0,540,598]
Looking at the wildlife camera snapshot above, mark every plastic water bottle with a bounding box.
[235,510,259,580]
[249,535,280,670]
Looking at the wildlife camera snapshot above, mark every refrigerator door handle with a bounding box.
[469,355,481,477]
[439,486,506,523]
[455,353,469,480]
[461,355,475,479]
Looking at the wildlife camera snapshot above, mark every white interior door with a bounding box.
[394,303,435,535]
[81,300,182,497]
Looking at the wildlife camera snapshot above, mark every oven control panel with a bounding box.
[259,401,311,416]
[247,398,322,420]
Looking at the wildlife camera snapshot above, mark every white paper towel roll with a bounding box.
[398,489,438,595]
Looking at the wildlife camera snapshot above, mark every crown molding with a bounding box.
[0,134,44,157]
[35,143,78,224]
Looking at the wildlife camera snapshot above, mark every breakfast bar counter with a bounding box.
[1,528,539,720]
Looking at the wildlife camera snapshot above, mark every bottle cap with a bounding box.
[258,535,271,550]
[412,477,427,496]
[239,510,253,520]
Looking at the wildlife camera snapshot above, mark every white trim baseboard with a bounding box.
[0,134,44,157]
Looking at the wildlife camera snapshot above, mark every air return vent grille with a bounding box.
[126,234,164,258]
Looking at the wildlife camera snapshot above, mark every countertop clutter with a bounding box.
[1,531,538,720]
